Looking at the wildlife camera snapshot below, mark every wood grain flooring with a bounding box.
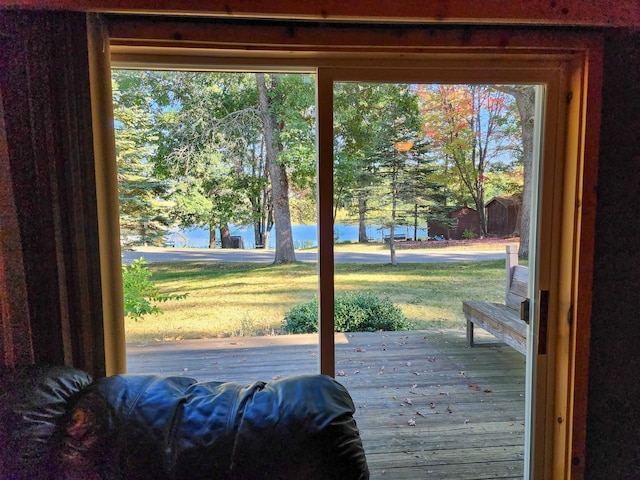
[127,328,526,479]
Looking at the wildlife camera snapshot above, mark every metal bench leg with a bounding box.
[467,320,475,347]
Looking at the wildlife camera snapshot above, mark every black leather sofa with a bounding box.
[0,365,369,479]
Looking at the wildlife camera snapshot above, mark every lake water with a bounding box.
[167,224,428,249]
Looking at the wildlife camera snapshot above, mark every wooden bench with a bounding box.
[384,233,408,242]
[463,244,529,355]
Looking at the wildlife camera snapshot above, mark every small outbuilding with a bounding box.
[428,207,481,240]
[485,195,522,237]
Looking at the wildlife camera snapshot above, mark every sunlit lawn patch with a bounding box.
[125,260,505,343]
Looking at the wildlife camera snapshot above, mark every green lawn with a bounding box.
[125,260,506,343]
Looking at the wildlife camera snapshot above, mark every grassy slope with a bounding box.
[125,259,506,343]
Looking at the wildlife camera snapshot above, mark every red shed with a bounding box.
[428,207,481,240]
[485,195,521,237]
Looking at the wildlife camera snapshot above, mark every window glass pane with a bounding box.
[113,69,320,382]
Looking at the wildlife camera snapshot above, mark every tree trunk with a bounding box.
[389,226,397,265]
[253,180,272,249]
[254,223,265,248]
[389,175,398,266]
[220,223,233,248]
[474,195,488,237]
[256,73,296,263]
[496,85,535,260]
[358,195,368,243]
[208,226,216,249]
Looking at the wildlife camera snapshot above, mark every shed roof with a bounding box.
[485,195,522,208]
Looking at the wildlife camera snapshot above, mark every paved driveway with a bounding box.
[122,246,505,264]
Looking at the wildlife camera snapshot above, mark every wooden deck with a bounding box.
[127,329,526,479]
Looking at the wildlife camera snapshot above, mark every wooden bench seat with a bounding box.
[384,233,408,242]
[463,245,529,355]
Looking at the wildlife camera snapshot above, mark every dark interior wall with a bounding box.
[585,30,640,480]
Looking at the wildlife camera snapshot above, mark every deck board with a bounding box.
[127,328,526,479]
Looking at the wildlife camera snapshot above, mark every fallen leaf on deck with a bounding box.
[469,383,481,391]
[336,370,347,376]
[416,411,427,417]
[272,374,282,380]
[446,405,453,413]
[408,418,416,426]
[484,389,492,393]
[404,398,413,405]
[429,402,436,409]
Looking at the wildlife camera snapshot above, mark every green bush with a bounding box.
[282,291,411,333]
[122,257,188,320]
[462,229,477,239]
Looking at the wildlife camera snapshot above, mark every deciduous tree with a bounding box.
[495,85,536,259]
[419,85,518,236]
[256,73,297,263]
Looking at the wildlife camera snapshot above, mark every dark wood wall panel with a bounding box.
[585,30,640,480]
[6,0,640,27]
[0,11,105,376]
[0,49,34,368]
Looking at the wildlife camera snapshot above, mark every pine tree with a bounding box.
[113,75,173,247]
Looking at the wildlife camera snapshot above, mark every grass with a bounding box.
[125,259,507,343]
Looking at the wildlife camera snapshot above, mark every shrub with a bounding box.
[282,292,411,333]
[462,229,477,239]
[122,257,188,320]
